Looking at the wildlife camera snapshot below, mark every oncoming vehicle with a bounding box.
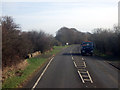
[81,41,94,56]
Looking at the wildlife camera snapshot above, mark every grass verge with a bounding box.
[94,49,107,57]
[94,49,120,61]
[2,45,69,88]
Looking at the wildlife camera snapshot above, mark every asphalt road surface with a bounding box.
[25,45,120,88]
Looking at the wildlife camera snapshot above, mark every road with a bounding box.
[25,45,119,88]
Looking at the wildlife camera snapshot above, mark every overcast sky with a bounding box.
[2,0,119,35]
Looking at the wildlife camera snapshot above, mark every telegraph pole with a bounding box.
[118,1,120,26]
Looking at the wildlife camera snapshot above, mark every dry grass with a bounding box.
[2,59,28,83]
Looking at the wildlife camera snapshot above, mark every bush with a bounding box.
[90,26,120,56]
[1,16,55,68]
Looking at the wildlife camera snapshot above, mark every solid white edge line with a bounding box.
[78,70,85,83]
[32,57,54,89]
[83,61,86,68]
[87,71,93,83]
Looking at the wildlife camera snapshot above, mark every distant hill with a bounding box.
[55,27,90,45]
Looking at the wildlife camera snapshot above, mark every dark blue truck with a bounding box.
[81,41,94,56]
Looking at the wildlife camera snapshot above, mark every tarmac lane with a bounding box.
[25,45,120,89]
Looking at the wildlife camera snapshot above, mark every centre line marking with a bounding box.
[32,57,54,89]
[83,62,86,67]
[87,71,93,83]
[78,70,85,83]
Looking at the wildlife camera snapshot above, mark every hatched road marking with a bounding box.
[83,62,86,68]
[71,54,93,84]
[73,61,77,68]
[78,70,85,83]
[87,71,93,83]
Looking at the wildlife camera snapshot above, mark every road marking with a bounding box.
[87,71,93,83]
[84,79,91,81]
[77,64,84,66]
[32,57,54,89]
[82,58,84,60]
[82,75,89,77]
[80,71,87,73]
[71,47,93,84]
[78,70,85,83]
[78,68,86,71]
[73,61,77,67]
[83,62,86,67]
[77,65,85,68]
[72,56,73,60]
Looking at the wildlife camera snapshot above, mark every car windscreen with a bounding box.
[81,42,93,47]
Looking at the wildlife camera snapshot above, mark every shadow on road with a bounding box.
[62,53,81,56]
[63,52,120,70]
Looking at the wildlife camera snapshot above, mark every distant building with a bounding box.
[118,1,120,26]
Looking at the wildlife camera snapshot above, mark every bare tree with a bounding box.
[2,16,55,68]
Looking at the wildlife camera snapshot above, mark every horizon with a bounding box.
[2,0,119,36]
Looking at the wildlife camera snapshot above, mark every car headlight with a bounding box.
[91,50,93,52]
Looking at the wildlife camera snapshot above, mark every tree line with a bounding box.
[1,16,120,68]
[89,27,120,56]
[1,16,60,68]
[55,26,120,57]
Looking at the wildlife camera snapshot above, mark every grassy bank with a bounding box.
[94,49,107,57]
[94,49,119,60]
[2,45,69,88]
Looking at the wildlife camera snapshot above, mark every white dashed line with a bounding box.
[32,57,54,89]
